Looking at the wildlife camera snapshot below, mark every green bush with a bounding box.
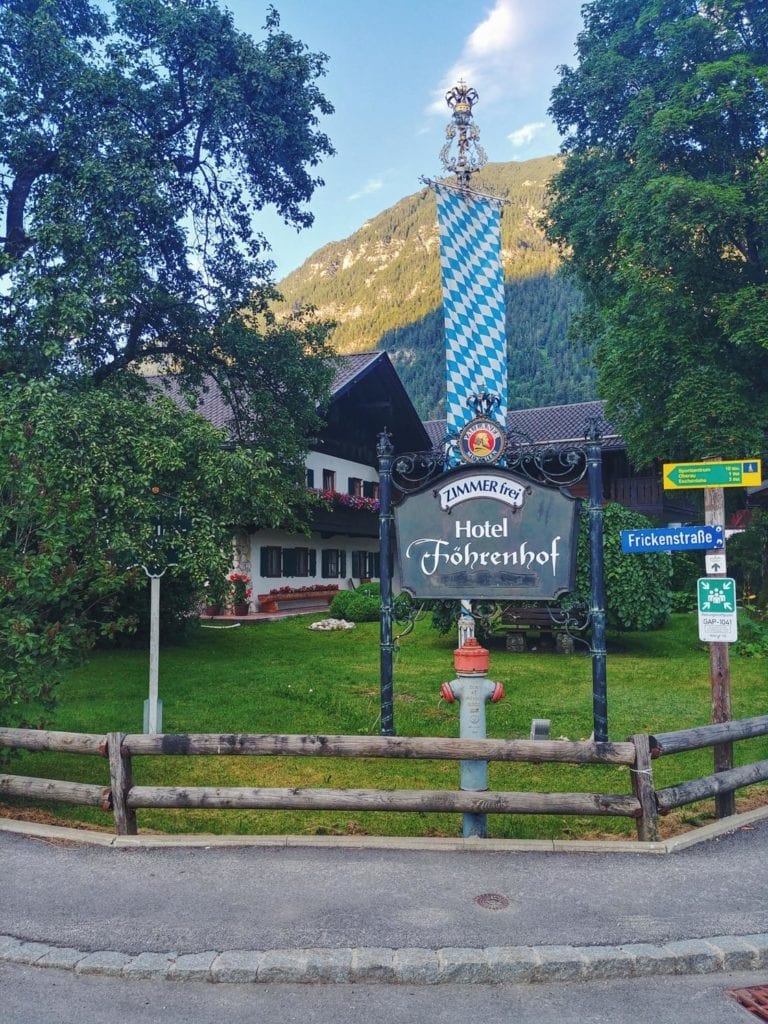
[670,590,697,613]
[734,611,768,657]
[329,589,379,622]
[576,503,672,631]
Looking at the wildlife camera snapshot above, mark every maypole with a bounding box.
[430,82,508,639]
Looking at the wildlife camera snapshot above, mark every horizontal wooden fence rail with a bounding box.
[651,716,768,756]
[109,730,645,837]
[125,785,640,817]
[649,715,768,825]
[2,718,768,842]
[122,732,638,765]
[0,728,107,756]
[0,775,111,810]
[656,760,768,814]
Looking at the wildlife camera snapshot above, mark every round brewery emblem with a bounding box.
[458,417,506,464]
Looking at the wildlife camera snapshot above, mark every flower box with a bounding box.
[257,589,338,613]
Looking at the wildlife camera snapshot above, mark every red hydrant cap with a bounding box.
[490,682,505,703]
[440,681,456,702]
[454,637,489,674]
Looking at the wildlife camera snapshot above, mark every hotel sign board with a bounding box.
[394,468,579,601]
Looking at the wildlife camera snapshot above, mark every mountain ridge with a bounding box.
[278,156,595,419]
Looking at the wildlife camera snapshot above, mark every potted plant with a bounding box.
[228,572,252,615]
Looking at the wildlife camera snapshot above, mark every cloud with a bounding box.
[428,0,582,115]
[348,178,384,202]
[508,122,547,147]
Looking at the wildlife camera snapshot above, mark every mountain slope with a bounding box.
[278,157,594,419]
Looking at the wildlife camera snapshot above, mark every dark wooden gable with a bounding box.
[317,352,430,466]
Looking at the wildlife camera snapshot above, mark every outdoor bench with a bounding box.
[497,606,574,653]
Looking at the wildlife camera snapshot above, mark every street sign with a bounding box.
[705,552,727,575]
[621,525,723,553]
[697,577,738,643]
[663,460,762,490]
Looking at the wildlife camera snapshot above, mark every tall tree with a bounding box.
[546,1,768,463]
[0,0,335,443]
[0,374,313,732]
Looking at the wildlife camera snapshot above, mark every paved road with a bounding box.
[3,820,768,954]
[3,812,768,1015]
[0,964,762,1023]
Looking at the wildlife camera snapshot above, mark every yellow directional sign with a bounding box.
[663,460,762,490]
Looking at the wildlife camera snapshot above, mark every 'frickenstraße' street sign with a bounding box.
[663,460,762,490]
[621,525,724,553]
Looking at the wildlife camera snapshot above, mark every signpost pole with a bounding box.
[147,574,161,734]
[704,480,734,817]
[586,424,608,742]
[377,431,395,736]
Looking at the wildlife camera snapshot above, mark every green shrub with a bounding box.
[329,589,379,622]
[734,611,768,657]
[670,590,696,613]
[576,503,672,631]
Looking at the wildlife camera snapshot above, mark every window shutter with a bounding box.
[340,551,347,578]
[310,549,317,576]
[306,468,315,488]
[282,548,297,577]
[260,547,269,576]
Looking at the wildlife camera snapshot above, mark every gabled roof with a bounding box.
[424,400,622,450]
[149,352,431,457]
[330,352,381,397]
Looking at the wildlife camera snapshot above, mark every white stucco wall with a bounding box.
[304,450,379,488]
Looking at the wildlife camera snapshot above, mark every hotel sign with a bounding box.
[394,468,579,600]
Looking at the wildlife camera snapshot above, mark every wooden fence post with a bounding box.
[630,734,658,842]
[107,731,137,835]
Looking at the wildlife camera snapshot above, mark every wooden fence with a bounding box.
[1,714,768,842]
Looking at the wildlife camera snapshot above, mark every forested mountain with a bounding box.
[278,157,595,420]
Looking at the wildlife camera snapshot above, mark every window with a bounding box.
[363,480,379,500]
[322,469,336,491]
[322,549,347,579]
[260,546,282,578]
[283,547,317,578]
[352,550,380,580]
[348,476,363,497]
[305,468,315,488]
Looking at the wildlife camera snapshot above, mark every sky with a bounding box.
[225,0,585,281]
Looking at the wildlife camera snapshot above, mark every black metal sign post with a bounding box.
[378,419,610,742]
[586,422,608,742]
[377,431,396,736]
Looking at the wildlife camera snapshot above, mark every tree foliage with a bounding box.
[546,1,768,463]
[0,0,335,422]
[576,503,672,631]
[0,375,308,730]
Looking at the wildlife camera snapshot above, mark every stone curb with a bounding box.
[3,804,768,853]
[2,932,767,985]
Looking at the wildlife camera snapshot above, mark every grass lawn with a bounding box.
[2,612,767,841]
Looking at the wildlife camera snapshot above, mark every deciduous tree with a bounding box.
[0,375,305,731]
[547,1,768,463]
[0,0,335,442]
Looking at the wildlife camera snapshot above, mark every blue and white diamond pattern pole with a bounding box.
[435,182,507,460]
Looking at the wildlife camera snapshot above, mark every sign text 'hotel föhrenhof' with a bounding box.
[394,468,579,601]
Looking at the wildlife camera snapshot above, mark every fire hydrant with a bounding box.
[440,638,504,838]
